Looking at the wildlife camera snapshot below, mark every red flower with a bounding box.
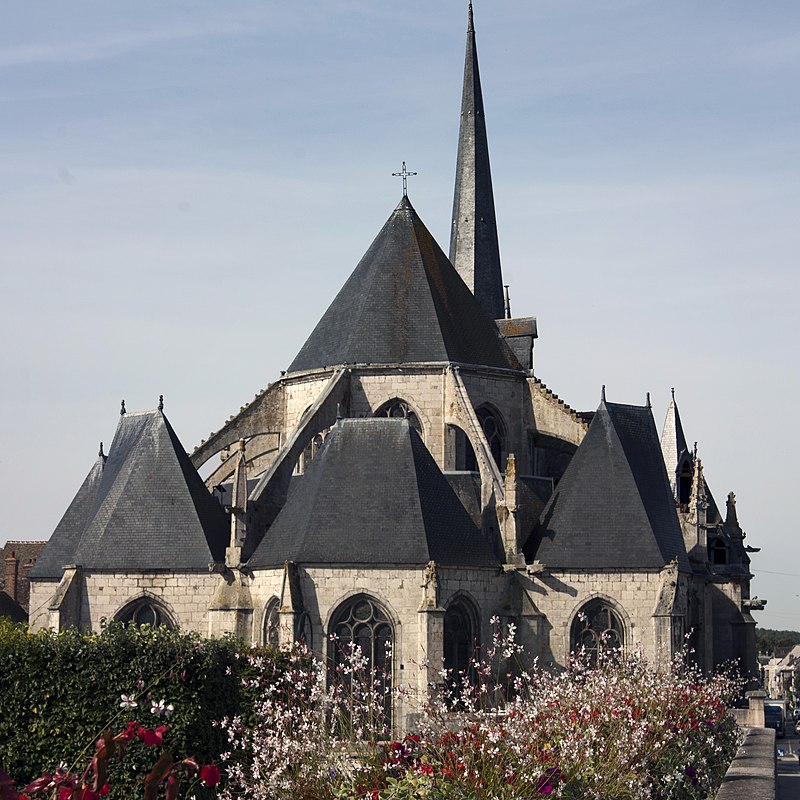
[370,789,379,800]
[200,764,220,788]
[115,721,137,742]
[137,725,169,746]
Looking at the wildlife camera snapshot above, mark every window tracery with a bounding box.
[116,597,174,630]
[570,599,624,665]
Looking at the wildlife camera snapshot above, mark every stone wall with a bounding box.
[532,568,681,666]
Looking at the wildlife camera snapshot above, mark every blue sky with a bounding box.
[1,1,798,630]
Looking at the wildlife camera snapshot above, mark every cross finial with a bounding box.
[158,394,164,412]
[392,161,417,197]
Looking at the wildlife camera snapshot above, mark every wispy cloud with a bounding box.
[0,20,250,68]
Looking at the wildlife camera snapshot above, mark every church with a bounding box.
[28,4,762,729]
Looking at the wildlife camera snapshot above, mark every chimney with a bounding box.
[5,551,18,601]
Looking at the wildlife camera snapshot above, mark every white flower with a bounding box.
[119,694,138,709]
[150,698,174,717]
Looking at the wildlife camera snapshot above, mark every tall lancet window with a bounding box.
[444,599,478,680]
[328,595,393,732]
[476,405,505,469]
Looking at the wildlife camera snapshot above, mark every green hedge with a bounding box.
[0,618,286,798]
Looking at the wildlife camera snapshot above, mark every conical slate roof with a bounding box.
[449,2,505,321]
[525,401,691,572]
[31,411,228,577]
[248,418,497,568]
[287,196,517,374]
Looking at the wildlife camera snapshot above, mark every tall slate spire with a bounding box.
[449,2,505,321]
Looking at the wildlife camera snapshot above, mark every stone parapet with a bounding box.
[716,727,775,800]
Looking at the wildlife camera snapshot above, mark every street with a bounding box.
[777,727,800,799]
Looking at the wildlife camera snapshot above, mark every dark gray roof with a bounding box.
[0,591,26,624]
[29,454,107,579]
[287,196,518,374]
[31,411,228,577]
[449,2,505,321]
[248,418,497,568]
[525,401,691,572]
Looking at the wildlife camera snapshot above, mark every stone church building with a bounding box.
[29,5,762,728]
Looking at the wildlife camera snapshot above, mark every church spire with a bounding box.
[449,2,504,321]
[660,388,689,496]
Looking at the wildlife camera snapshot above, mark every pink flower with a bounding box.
[200,764,221,788]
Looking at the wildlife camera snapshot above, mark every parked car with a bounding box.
[765,704,786,738]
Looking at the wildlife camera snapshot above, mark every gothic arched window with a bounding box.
[116,597,174,630]
[375,399,423,438]
[570,599,624,665]
[444,599,478,680]
[477,406,505,469]
[263,597,280,648]
[328,595,393,730]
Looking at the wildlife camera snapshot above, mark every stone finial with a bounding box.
[671,387,675,401]
[98,442,104,458]
[646,391,651,409]
[688,457,708,523]
[503,284,511,319]
[336,402,343,421]
[238,438,246,453]
[158,394,164,412]
[601,385,606,402]
[468,0,474,32]
[693,441,698,459]
[120,399,126,416]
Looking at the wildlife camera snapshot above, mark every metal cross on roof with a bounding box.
[392,161,417,196]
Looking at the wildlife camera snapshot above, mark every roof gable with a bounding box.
[287,197,517,373]
[248,418,496,568]
[525,401,690,572]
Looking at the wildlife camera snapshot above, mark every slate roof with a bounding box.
[248,418,497,568]
[30,411,228,577]
[525,401,691,572]
[28,454,107,579]
[0,591,26,624]
[287,196,518,374]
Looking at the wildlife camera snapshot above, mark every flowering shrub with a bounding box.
[0,619,288,799]
[0,716,221,800]
[220,622,742,800]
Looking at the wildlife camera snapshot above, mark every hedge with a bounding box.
[0,618,287,798]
